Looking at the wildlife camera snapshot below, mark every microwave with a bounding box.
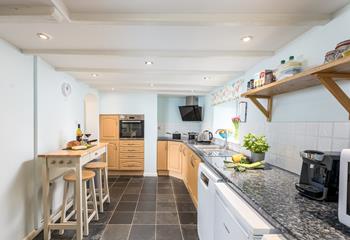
[339,149,350,227]
[119,114,144,139]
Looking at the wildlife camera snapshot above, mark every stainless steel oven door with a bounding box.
[120,120,144,139]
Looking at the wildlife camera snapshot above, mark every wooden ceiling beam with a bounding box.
[70,13,330,26]
[22,49,274,58]
[55,67,244,76]
[0,4,330,27]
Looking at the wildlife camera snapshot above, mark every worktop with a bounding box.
[158,137,350,240]
[38,142,108,158]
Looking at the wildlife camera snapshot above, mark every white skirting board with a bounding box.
[143,172,158,177]
[23,199,74,240]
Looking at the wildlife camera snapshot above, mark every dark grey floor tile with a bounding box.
[139,194,156,201]
[109,187,125,196]
[109,211,134,224]
[114,181,129,187]
[128,182,143,187]
[158,183,172,188]
[129,225,155,240]
[157,202,177,212]
[157,194,175,203]
[83,224,105,240]
[116,177,131,183]
[102,224,131,240]
[116,202,137,211]
[121,194,139,202]
[181,225,199,240]
[174,194,192,203]
[108,181,115,188]
[157,188,173,194]
[157,176,171,183]
[156,225,182,240]
[103,200,118,212]
[125,187,142,194]
[50,229,76,240]
[90,211,113,225]
[179,212,197,224]
[137,201,156,211]
[133,212,156,224]
[156,212,179,225]
[173,186,189,194]
[141,186,157,194]
[176,202,196,212]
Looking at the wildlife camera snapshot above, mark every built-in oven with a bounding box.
[119,114,144,139]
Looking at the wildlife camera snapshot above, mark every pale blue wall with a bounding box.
[157,95,204,136]
[205,4,350,173]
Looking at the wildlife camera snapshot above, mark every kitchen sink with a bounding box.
[193,144,236,157]
[193,144,223,150]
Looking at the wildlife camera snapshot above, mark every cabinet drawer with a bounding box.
[120,152,144,159]
[120,146,144,153]
[120,140,144,147]
[119,160,144,170]
[91,147,105,159]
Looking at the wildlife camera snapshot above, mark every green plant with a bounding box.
[242,133,270,153]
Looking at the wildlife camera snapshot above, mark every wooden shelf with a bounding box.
[241,56,350,121]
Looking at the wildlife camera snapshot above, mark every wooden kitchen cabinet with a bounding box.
[106,141,119,170]
[100,115,119,141]
[157,141,168,171]
[187,152,201,205]
[181,144,190,184]
[119,140,144,170]
[167,141,182,175]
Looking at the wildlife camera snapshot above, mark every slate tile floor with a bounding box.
[34,176,199,240]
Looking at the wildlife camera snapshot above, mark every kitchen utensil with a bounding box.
[197,130,213,143]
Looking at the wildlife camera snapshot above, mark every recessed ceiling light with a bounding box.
[241,36,253,42]
[37,32,52,40]
[91,73,98,77]
[145,61,154,65]
[150,83,155,87]
[111,88,115,91]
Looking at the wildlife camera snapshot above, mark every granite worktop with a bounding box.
[158,137,350,240]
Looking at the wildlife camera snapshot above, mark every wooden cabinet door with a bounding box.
[167,141,182,173]
[188,152,200,201]
[181,144,189,184]
[107,141,119,169]
[157,141,168,171]
[100,115,119,141]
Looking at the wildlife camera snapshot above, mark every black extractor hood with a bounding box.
[179,96,203,121]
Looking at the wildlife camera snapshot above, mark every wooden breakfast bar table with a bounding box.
[38,143,108,240]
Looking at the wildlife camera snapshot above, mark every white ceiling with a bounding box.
[0,0,348,95]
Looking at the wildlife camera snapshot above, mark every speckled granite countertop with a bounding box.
[158,137,350,240]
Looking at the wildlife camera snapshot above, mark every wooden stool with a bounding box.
[84,162,110,212]
[60,170,99,236]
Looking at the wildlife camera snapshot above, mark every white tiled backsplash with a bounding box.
[229,121,350,174]
[267,121,350,174]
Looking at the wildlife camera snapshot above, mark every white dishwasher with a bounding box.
[214,183,274,240]
[198,163,222,240]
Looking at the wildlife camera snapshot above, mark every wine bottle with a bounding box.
[76,124,83,141]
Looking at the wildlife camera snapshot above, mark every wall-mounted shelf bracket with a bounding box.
[247,96,273,122]
[316,73,350,119]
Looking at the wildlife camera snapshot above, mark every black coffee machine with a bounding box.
[295,150,340,201]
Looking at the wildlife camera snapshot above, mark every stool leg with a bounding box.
[82,181,89,236]
[97,169,104,212]
[103,167,110,203]
[90,178,99,220]
[59,181,69,235]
